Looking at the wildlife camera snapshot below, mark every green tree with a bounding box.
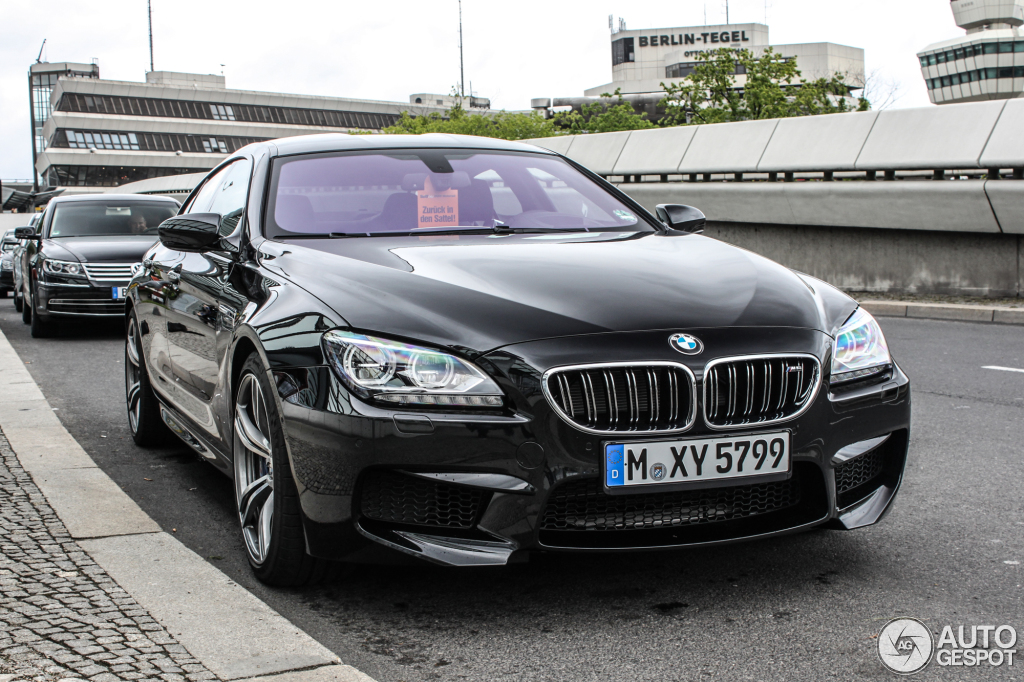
[659,47,869,126]
[552,89,656,134]
[382,97,559,140]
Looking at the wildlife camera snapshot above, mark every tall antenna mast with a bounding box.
[725,0,730,24]
[147,0,154,72]
[458,0,465,98]
[36,39,47,63]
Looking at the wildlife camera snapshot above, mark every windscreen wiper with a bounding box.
[274,232,358,239]
[490,222,591,234]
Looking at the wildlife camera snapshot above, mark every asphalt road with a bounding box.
[1,302,1021,682]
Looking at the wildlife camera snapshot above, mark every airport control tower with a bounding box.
[918,0,1024,104]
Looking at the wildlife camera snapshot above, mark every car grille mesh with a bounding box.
[82,262,136,282]
[540,476,801,532]
[545,364,694,433]
[835,447,886,507]
[358,470,485,529]
[704,356,819,428]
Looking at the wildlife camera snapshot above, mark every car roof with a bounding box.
[49,193,180,204]
[260,133,559,158]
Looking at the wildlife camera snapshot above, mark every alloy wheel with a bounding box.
[125,316,142,433]
[234,373,275,565]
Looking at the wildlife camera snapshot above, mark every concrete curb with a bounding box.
[0,328,375,682]
[860,300,1024,325]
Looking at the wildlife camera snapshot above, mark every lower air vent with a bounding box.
[835,447,886,508]
[358,470,486,529]
[47,299,125,315]
[540,475,801,532]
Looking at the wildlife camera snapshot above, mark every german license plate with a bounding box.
[112,286,128,300]
[605,431,790,489]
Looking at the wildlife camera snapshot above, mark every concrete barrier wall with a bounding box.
[617,181,1021,296]
[523,103,1024,297]
[703,222,1021,298]
[525,99,1021,174]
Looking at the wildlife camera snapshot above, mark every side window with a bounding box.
[187,158,252,235]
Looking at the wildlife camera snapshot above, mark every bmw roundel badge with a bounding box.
[669,333,704,355]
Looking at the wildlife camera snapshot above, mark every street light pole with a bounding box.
[148,0,154,73]
[458,0,464,98]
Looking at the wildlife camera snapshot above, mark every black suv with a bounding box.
[18,193,180,337]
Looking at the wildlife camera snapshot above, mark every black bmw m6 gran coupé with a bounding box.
[126,133,910,586]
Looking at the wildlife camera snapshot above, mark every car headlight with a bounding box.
[42,258,86,278]
[831,308,892,386]
[323,330,504,407]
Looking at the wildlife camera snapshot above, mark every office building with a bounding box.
[590,21,864,96]
[31,67,452,190]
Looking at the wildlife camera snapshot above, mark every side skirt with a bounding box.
[156,399,233,476]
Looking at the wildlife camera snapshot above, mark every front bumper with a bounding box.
[0,269,13,287]
[35,280,128,318]
[273,327,912,566]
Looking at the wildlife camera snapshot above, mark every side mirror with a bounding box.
[14,227,40,241]
[158,213,222,252]
[656,204,706,234]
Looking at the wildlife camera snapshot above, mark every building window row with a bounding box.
[55,92,403,129]
[926,66,1024,90]
[44,165,209,188]
[61,130,140,150]
[920,41,1024,67]
[52,129,269,154]
[665,61,748,79]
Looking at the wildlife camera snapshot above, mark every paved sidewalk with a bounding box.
[0,326,371,682]
[860,299,1024,325]
[0,430,215,682]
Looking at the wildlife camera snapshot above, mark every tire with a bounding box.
[125,309,171,446]
[234,352,333,586]
[29,288,54,338]
[21,283,31,324]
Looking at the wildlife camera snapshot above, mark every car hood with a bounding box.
[42,235,158,263]
[259,231,856,354]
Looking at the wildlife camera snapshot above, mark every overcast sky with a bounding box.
[0,0,962,180]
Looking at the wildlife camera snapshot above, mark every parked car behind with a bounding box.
[0,229,20,297]
[11,214,42,313]
[18,194,180,337]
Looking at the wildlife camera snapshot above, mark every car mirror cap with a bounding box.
[14,227,40,240]
[656,204,706,234]
[158,213,222,252]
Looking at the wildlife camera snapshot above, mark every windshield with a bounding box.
[265,149,654,237]
[1,241,17,253]
[48,202,178,238]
